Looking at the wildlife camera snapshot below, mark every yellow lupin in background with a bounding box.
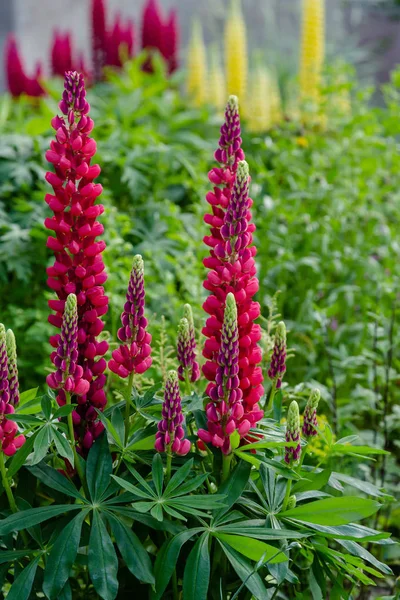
[224,0,248,110]
[299,0,325,104]
[247,64,270,133]
[208,46,226,113]
[186,21,207,107]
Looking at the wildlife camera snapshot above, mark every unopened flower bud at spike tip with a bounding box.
[285,400,301,465]
[228,95,239,112]
[155,370,191,456]
[302,388,320,438]
[178,306,200,383]
[6,330,19,406]
[236,160,249,182]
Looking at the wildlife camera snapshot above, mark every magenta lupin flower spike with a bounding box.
[302,389,321,438]
[268,321,287,389]
[177,304,200,384]
[155,370,191,456]
[0,325,10,412]
[109,255,152,378]
[6,330,19,406]
[198,293,251,455]
[285,401,301,465]
[0,324,25,456]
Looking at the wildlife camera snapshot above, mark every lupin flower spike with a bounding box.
[6,330,19,406]
[208,46,226,112]
[109,255,152,378]
[285,400,301,465]
[155,370,191,456]
[224,0,248,109]
[186,20,207,107]
[46,294,90,398]
[91,0,108,81]
[199,293,252,455]
[0,325,10,410]
[0,324,25,456]
[302,388,321,438]
[177,310,200,384]
[299,0,325,104]
[268,321,287,389]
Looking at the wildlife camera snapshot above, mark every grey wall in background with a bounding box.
[1,0,400,92]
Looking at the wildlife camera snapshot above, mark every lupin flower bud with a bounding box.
[268,322,287,388]
[6,330,19,406]
[155,370,191,456]
[47,294,90,398]
[109,255,152,378]
[224,0,248,109]
[0,325,25,456]
[287,495,297,510]
[299,0,325,104]
[177,313,200,384]
[285,401,301,465]
[199,293,252,455]
[45,72,108,452]
[302,388,320,438]
[186,21,207,107]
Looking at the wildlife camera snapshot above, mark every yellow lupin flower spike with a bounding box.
[208,45,226,113]
[224,0,248,111]
[247,64,271,133]
[187,20,207,107]
[299,0,325,105]
[269,69,283,126]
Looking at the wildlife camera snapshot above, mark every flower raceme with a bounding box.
[302,388,321,438]
[0,325,25,456]
[268,321,287,389]
[202,104,264,438]
[199,293,252,454]
[177,304,200,384]
[109,255,152,378]
[44,71,109,452]
[6,330,20,406]
[155,370,191,456]
[285,400,301,465]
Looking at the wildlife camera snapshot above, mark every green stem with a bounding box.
[298,445,307,469]
[266,380,277,412]
[124,371,135,446]
[184,370,192,397]
[166,452,172,485]
[65,392,87,496]
[221,453,233,483]
[0,453,29,545]
[282,479,292,512]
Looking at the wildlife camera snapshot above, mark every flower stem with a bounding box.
[184,370,192,397]
[221,453,233,483]
[282,479,292,512]
[65,392,87,496]
[165,452,172,485]
[0,452,29,545]
[124,370,135,446]
[266,380,277,412]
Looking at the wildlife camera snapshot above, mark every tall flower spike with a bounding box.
[302,389,321,438]
[199,293,252,455]
[208,46,226,112]
[225,0,248,110]
[91,0,108,81]
[268,322,287,389]
[177,307,200,384]
[0,325,10,411]
[0,325,25,456]
[155,370,191,456]
[6,330,19,406]
[45,71,109,452]
[299,0,325,104]
[109,255,152,378]
[247,63,271,133]
[285,401,301,465]
[186,21,207,107]
[141,0,163,72]
[162,9,179,74]
[4,35,27,98]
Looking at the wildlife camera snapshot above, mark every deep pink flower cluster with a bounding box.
[44,71,108,452]
[177,305,200,384]
[202,98,264,449]
[268,322,287,389]
[91,0,134,80]
[302,389,320,438]
[4,35,45,98]
[199,293,251,454]
[0,325,25,456]
[109,255,152,378]
[51,32,89,82]
[155,371,191,456]
[141,0,179,74]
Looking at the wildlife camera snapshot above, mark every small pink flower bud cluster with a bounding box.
[0,325,25,456]
[109,255,152,378]
[177,304,200,383]
[268,322,287,389]
[45,71,109,452]
[302,389,321,438]
[5,35,45,98]
[155,371,191,456]
[141,0,179,73]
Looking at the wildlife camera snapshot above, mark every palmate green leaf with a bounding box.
[166,473,209,498]
[43,509,89,599]
[6,554,41,600]
[152,454,164,496]
[338,540,392,576]
[0,504,80,535]
[41,395,52,420]
[52,428,75,466]
[330,472,393,499]
[95,410,123,447]
[214,460,251,521]
[296,522,392,543]
[292,469,331,494]
[0,550,33,564]
[182,533,210,600]
[110,507,183,534]
[28,462,86,502]
[170,495,226,510]
[107,512,155,584]
[53,405,75,419]
[125,462,156,497]
[18,388,39,405]
[31,424,52,465]
[88,511,119,600]
[214,533,287,564]
[163,458,194,496]
[235,453,301,481]
[281,497,381,526]
[151,528,204,600]
[218,540,269,600]
[329,444,389,459]
[86,433,112,502]
[217,522,309,541]
[127,434,155,450]
[111,475,152,499]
